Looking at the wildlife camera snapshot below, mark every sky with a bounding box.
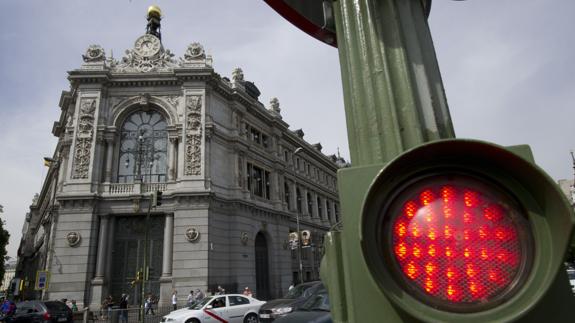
[0,0,574,259]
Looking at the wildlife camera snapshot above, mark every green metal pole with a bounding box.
[334,0,455,166]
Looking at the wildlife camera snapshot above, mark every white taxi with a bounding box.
[161,294,265,323]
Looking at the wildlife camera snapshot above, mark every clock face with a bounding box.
[134,35,161,57]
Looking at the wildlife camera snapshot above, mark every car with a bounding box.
[161,294,265,323]
[273,286,331,323]
[567,267,575,294]
[7,300,73,323]
[258,281,323,322]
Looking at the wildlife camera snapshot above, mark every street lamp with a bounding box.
[293,147,304,285]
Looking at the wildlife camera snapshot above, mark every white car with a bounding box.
[161,294,265,323]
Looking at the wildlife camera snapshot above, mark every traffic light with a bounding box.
[151,190,163,207]
[321,139,575,322]
[136,271,143,281]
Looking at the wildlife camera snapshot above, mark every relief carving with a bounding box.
[72,98,96,179]
[184,95,203,176]
[82,44,106,62]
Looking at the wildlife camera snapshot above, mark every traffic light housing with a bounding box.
[151,190,163,207]
[136,271,143,281]
[321,139,575,322]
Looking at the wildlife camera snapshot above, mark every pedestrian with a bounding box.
[194,289,204,302]
[288,284,294,291]
[187,290,194,306]
[243,287,253,297]
[171,290,178,311]
[145,294,155,315]
[216,285,226,295]
[105,295,114,320]
[70,300,78,312]
[119,294,128,323]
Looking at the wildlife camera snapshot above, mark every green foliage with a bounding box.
[0,205,10,285]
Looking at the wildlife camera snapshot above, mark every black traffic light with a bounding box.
[321,140,575,322]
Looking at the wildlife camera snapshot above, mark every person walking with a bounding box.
[119,294,128,323]
[171,290,178,311]
[70,300,78,312]
[145,294,155,315]
[194,289,204,302]
[243,287,253,297]
[186,290,195,306]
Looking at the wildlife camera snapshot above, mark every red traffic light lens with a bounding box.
[386,175,532,312]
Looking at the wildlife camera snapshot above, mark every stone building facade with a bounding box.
[16,14,345,308]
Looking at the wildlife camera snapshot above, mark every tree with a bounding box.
[0,205,10,285]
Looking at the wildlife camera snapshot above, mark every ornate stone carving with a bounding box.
[164,96,180,109]
[114,34,177,73]
[72,98,96,179]
[66,231,81,247]
[184,95,203,176]
[240,232,249,245]
[232,68,244,82]
[185,227,200,243]
[182,42,206,61]
[268,97,282,119]
[82,45,106,62]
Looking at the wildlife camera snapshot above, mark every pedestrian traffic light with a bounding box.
[151,190,163,207]
[136,271,143,281]
[321,139,575,322]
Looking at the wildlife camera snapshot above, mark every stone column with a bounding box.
[161,213,174,277]
[160,213,174,306]
[89,214,109,310]
[104,138,114,183]
[168,137,178,181]
[94,215,109,280]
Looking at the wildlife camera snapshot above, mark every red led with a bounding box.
[395,242,408,259]
[389,181,527,306]
[464,190,480,207]
[420,190,434,206]
[395,221,407,237]
[404,201,418,218]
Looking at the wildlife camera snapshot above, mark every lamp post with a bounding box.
[293,147,304,285]
[123,129,155,322]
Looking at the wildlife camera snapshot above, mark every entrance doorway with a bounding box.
[110,216,164,305]
[255,232,271,300]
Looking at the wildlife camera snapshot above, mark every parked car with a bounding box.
[7,300,73,323]
[258,281,323,322]
[273,286,331,323]
[161,294,265,323]
[567,267,575,294]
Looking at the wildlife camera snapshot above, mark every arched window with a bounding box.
[118,110,168,183]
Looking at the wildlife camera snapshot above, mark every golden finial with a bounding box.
[147,5,162,19]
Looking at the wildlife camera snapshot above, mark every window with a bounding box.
[317,196,322,219]
[284,180,291,204]
[326,200,331,221]
[245,123,269,149]
[210,297,226,308]
[247,162,271,200]
[284,150,289,161]
[307,192,313,215]
[296,188,302,213]
[228,296,250,306]
[118,110,168,183]
[335,204,339,222]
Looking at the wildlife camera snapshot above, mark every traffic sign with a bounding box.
[35,271,50,290]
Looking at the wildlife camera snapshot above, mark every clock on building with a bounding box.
[133,34,161,57]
